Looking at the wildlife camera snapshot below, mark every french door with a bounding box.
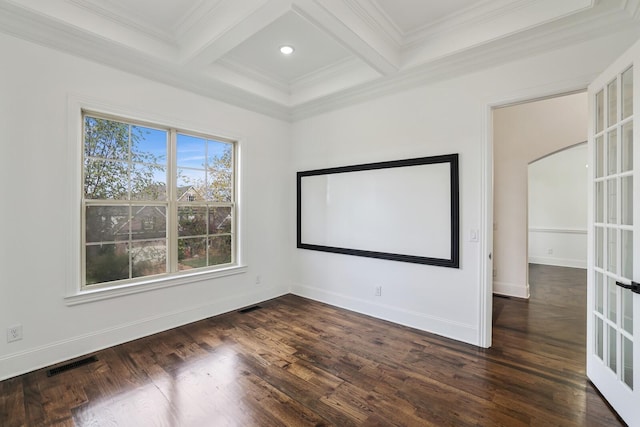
[587,38,640,426]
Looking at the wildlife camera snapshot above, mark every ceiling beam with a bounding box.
[292,0,399,76]
[178,0,293,67]
[402,0,595,69]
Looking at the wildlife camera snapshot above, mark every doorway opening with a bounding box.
[490,91,590,350]
[492,91,588,300]
[489,91,623,421]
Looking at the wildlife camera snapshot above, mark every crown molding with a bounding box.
[66,0,227,44]
[291,57,368,89]
[216,55,379,107]
[216,57,291,93]
[366,0,596,51]
[404,0,531,46]
[401,0,597,69]
[66,0,175,44]
[6,0,178,58]
[365,0,532,49]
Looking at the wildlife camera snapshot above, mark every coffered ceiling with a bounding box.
[0,0,639,120]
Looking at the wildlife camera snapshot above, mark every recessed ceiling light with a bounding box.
[280,45,294,55]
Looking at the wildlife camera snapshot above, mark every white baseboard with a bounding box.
[528,256,586,269]
[290,284,479,346]
[493,281,530,299]
[0,287,287,381]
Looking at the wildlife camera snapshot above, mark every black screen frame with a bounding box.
[296,153,459,268]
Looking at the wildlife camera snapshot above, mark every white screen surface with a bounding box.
[299,161,453,261]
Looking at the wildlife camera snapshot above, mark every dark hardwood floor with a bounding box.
[0,265,624,426]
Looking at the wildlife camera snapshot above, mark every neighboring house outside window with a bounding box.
[82,112,235,289]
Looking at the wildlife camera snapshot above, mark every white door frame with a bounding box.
[480,83,593,348]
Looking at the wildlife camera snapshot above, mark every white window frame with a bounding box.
[65,99,246,305]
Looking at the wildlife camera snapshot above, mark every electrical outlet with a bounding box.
[7,325,22,343]
[255,275,261,285]
[547,248,554,255]
[493,269,497,278]
[375,286,382,297]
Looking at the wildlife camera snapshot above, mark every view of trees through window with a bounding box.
[175,132,233,271]
[83,114,235,287]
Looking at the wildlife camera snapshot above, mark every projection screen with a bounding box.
[297,154,459,268]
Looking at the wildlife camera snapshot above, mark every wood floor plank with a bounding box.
[238,370,331,427]
[0,377,26,427]
[0,265,624,426]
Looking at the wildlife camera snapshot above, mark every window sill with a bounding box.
[65,265,247,306]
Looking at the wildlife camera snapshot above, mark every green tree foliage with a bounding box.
[206,145,233,202]
[84,117,164,200]
[85,245,129,285]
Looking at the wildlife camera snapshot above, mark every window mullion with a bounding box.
[168,129,178,273]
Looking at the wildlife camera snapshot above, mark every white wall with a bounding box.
[528,144,588,268]
[493,93,587,298]
[291,32,635,346]
[0,33,291,380]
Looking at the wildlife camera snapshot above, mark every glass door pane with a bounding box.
[622,122,633,172]
[622,337,633,389]
[622,67,633,120]
[609,79,618,126]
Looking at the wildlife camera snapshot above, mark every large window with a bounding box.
[82,112,235,289]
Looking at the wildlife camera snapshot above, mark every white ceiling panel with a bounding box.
[221,11,353,84]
